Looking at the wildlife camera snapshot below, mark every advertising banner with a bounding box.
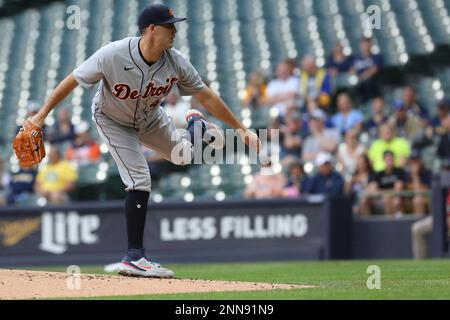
[0,198,350,266]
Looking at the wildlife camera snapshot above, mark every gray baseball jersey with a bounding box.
[72,37,205,192]
[73,36,205,128]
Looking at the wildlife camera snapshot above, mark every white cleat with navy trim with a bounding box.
[118,257,175,278]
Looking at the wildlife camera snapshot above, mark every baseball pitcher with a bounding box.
[13,4,261,278]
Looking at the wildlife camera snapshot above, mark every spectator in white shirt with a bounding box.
[302,109,341,162]
[265,61,300,116]
[337,128,366,179]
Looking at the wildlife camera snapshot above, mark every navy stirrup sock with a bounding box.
[125,190,150,256]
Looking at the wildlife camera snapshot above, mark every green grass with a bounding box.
[25,259,450,299]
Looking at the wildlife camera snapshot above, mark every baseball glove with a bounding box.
[12,118,46,168]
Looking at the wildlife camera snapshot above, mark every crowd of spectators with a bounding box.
[243,36,450,218]
[0,36,448,217]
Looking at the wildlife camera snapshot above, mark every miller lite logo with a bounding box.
[39,211,100,254]
[0,217,41,247]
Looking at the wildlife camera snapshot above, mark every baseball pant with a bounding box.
[93,107,192,193]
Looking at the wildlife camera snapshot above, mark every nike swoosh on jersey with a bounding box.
[124,66,134,71]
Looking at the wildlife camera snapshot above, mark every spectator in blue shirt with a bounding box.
[350,37,384,102]
[364,96,388,139]
[304,152,344,196]
[45,108,76,145]
[326,42,355,76]
[402,86,429,123]
[331,92,364,134]
[279,110,306,164]
[412,98,448,151]
[7,167,37,205]
[431,98,449,133]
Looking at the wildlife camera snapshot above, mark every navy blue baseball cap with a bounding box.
[138,4,186,31]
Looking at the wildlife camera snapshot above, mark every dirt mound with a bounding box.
[0,269,313,299]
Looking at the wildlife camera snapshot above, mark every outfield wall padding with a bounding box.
[0,192,447,267]
[0,197,351,266]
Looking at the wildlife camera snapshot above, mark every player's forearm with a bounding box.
[32,74,79,126]
[195,88,245,130]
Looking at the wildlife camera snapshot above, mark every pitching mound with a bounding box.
[0,269,313,299]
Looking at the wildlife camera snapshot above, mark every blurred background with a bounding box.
[0,0,449,261]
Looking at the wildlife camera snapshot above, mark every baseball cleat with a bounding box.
[185,109,224,149]
[118,257,175,278]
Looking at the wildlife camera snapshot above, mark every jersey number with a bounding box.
[147,99,160,110]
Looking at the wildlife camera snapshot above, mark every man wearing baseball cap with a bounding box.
[303,152,344,196]
[24,3,262,278]
[138,3,186,33]
[302,109,341,162]
[387,100,422,141]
